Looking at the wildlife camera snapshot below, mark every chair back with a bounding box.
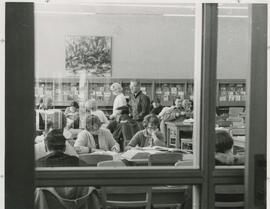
[148,153,183,166]
[35,187,100,209]
[97,160,126,167]
[97,160,152,209]
[101,187,152,209]
[215,185,244,209]
[79,154,113,166]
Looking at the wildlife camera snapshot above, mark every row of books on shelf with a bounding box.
[35,81,245,106]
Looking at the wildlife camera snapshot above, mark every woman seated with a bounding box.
[215,130,244,165]
[126,114,166,150]
[150,98,164,115]
[64,101,80,129]
[74,115,120,154]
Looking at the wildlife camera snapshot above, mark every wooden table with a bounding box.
[79,149,193,166]
[165,121,193,148]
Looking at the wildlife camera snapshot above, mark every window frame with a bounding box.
[5,2,267,209]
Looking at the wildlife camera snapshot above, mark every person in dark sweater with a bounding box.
[150,98,164,115]
[36,129,86,167]
[129,80,150,128]
[112,105,140,151]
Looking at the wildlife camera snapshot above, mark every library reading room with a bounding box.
[3,1,267,209]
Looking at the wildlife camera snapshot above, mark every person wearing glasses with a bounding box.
[126,114,165,150]
[74,115,120,154]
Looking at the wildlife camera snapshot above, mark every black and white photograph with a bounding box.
[1,1,268,209]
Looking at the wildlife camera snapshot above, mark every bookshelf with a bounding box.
[35,78,246,112]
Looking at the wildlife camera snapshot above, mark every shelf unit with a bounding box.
[35,78,246,112]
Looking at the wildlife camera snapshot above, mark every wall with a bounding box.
[35,9,249,79]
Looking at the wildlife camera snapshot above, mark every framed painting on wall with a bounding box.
[65,35,112,77]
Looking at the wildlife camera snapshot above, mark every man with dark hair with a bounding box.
[129,80,150,128]
[36,129,86,167]
[112,106,140,151]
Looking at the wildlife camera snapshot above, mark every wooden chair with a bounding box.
[35,187,100,209]
[148,153,183,166]
[215,185,244,209]
[79,154,113,166]
[97,161,152,209]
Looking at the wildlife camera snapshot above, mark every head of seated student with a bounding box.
[214,130,245,165]
[85,115,102,135]
[215,130,233,154]
[143,114,160,135]
[44,129,66,153]
[173,97,183,109]
[110,82,123,96]
[130,80,141,95]
[70,101,79,113]
[182,99,192,111]
[85,99,97,112]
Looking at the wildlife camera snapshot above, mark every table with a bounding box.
[79,148,193,166]
[165,121,193,148]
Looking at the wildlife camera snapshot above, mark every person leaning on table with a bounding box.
[74,115,120,154]
[126,114,166,150]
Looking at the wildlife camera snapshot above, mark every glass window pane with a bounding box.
[34,2,199,169]
[215,4,249,168]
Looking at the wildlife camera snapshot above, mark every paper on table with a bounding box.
[121,148,161,160]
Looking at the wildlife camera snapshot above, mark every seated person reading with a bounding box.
[150,98,164,115]
[126,114,166,150]
[74,115,120,154]
[36,129,86,167]
[162,98,192,122]
[215,130,245,165]
[112,105,140,151]
[64,101,80,129]
[35,112,78,160]
[35,129,100,209]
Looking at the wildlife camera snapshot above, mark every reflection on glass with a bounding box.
[215,4,249,167]
[34,3,197,168]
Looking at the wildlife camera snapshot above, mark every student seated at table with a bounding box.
[126,114,166,150]
[83,99,109,129]
[35,129,100,209]
[64,101,80,129]
[215,130,244,165]
[150,98,164,115]
[112,105,140,151]
[74,115,120,154]
[162,97,191,122]
[35,112,78,160]
[36,129,86,167]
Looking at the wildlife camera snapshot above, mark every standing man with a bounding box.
[129,80,150,128]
